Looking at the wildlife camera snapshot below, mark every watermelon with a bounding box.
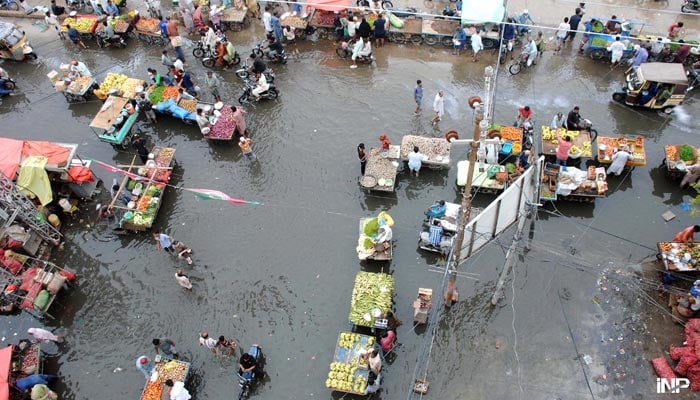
[388,12,404,29]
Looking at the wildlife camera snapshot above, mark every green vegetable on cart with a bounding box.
[680,144,695,162]
[149,86,165,105]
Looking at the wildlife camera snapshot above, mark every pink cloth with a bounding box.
[556,130,572,161]
[380,330,395,353]
[27,328,60,342]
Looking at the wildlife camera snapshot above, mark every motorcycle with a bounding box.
[192,39,215,59]
[0,0,19,11]
[237,344,264,400]
[235,60,275,83]
[96,31,127,49]
[66,0,93,13]
[384,7,419,18]
[144,0,161,19]
[252,41,288,64]
[336,39,373,64]
[203,49,241,69]
[0,78,17,97]
[238,79,278,104]
[355,0,393,8]
[682,0,700,13]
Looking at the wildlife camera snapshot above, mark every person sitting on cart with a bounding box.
[427,220,444,247]
[604,16,621,34]
[673,225,700,244]
[565,106,582,130]
[238,352,262,380]
[425,200,447,220]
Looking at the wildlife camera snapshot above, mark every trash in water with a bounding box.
[582,354,592,365]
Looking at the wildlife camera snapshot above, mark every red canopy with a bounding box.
[309,0,351,12]
[0,138,73,179]
[0,345,13,400]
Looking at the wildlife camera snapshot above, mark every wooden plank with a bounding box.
[90,96,128,130]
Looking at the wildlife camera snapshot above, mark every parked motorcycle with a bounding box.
[66,0,93,13]
[336,39,373,64]
[96,31,127,49]
[681,0,700,13]
[252,41,288,64]
[0,0,19,11]
[237,344,264,400]
[238,79,278,104]
[235,60,275,83]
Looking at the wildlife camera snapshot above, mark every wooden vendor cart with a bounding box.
[400,135,450,169]
[140,356,192,400]
[456,160,506,194]
[540,126,594,164]
[357,217,393,261]
[308,9,336,38]
[421,18,459,47]
[280,12,310,39]
[326,331,374,394]
[133,17,166,45]
[348,271,394,329]
[596,135,647,168]
[60,14,99,40]
[539,162,607,203]
[360,146,400,193]
[388,18,423,44]
[220,7,249,31]
[48,73,97,103]
[89,95,140,149]
[662,144,699,181]
[657,242,700,272]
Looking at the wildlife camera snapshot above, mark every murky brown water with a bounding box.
[0,5,699,399]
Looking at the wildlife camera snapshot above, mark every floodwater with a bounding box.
[0,5,699,399]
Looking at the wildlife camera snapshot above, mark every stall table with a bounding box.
[89,95,140,148]
[358,217,392,261]
[280,14,308,30]
[60,14,98,39]
[596,136,646,167]
[309,9,336,37]
[421,18,459,46]
[326,331,374,394]
[52,76,96,103]
[140,357,191,400]
[1,341,43,398]
[133,17,166,45]
[220,7,249,31]
[148,147,176,183]
[664,144,698,180]
[540,126,593,160]
[658,242,700,272]
[389,18,423,44]
[206,104,237,141]
[400,135,450,169]
[493,125,524,157]
[456,161,506,194]
[361,146,399,192]
[540,163,607,203]
[348,271,394,328]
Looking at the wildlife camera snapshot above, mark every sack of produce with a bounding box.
[156,98,176,113]
[33,289,50,311]
[675,353,698,375]
[170,106,191,121]
[47,273,67,295]
[651,357,677,379]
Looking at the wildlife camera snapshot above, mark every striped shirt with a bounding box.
[429,225,443,247]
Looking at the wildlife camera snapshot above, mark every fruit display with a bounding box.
[499,126,521,141]
[327,332,375,394]
[141,380,163,400]
[400,135,450,163]
[569,145,581,156]
[541,126,592,157]
[597,136,646,164]
[162,86,180,101]
[135,17,160,33]
[120,78,144,99]
[99,73,128,94]
[364,149,397,191]
[281,15,307,29]
[208,106,236,140]
[311,11,335,27]
[61,16,97,33]
[115,19,130,33]
[658,242,700,271]
[154,359,190,384]
[666,145,679,161]
[348,272,394,327]
[149,147,175,182]
[178,99,197,113]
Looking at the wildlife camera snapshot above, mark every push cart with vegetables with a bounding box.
[421,18,459,47]
[490,125,524,159]
[389,18,423,45]
[662,144,698,181]
[204,102,238,141]
[89,95,140,149]
[280,12,310,39]
[657,242,700,272]
[60,15,98,40]
[596,136,646,168]
[141,356,191,400]
[456,160,506,194]
[348,271,394,328]
[1,340,44,398]
[540,126,594,163]
[133,16,166,45]
[400,135,450,169]
[308,9,336,38]
[539,162,607,203]
[357,216,393,261]
[360,146,399,193]
[220,7,249,32]
[326,331,374,394]
[48,71,97,103]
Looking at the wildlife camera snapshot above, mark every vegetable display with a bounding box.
[61,17,97,33]
[162,86,180,101]
[178,99,197,113]
[99,73,128,94]
[207,106,236,139]
[400,135,450,163]
[141,381,162,400]
[666,145,679,162]
[348,272,394,327]
[499,126,521,141]
[327,332,374,394]
[135,17,160,33]
[149,86,165,105]
[680,144,695,162]
[281,15,307,28]
[311,11,335,27]
[155,360,189,383]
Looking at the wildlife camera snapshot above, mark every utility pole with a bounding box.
[446,66,494,297]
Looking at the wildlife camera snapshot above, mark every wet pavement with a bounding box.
[0,3,700,399]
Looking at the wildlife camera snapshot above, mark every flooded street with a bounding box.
[1,6,699,399]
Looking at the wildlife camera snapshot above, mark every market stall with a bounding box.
[421,18,459,46]
[388,18,423,44]
[596,136,646,167]
[360,146,399,193]
[133,16,165,45]
[326,331,373,395]
[140,356,191,400]
[348,271,394,328]
[112,151,174,232]
[423,202,480,233]
[308,9,336,37]
[539,162,607,203]
[89,95,140,149]
[0,341,43,399]
[491,125,524,158]
[540,126,593,162]
[220,7,249,31]
[400,135,450,169]
[657,242,700,272]
[663,144,698,181]
[94,15,132,36]
[47,66,96,104]
[280,12,309,39]
[96,73,144,100]
[456,160,506,194]
[357,213,393,261]
[60,14,98,39]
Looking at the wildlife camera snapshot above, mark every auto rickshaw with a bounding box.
[611,62,689,113]
[0,22,37,61]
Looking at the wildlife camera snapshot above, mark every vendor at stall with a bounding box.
[681,163,700,189]
[364,371,381,395]
[196,108,211,133]
[556,129,572,165]
[673,225,700,244]
[70,60,92,78]
[425,200,447,219]
[374,224,392,252]
[607,145,633,176]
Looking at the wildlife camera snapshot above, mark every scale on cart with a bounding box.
[413,288,433,325]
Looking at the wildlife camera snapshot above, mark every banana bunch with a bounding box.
[99,73,128,93]
[541,126,581,142]
[338,332,359,349]
[326,362,366,393]
[581,141,592,157]
[349,272,394,326]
